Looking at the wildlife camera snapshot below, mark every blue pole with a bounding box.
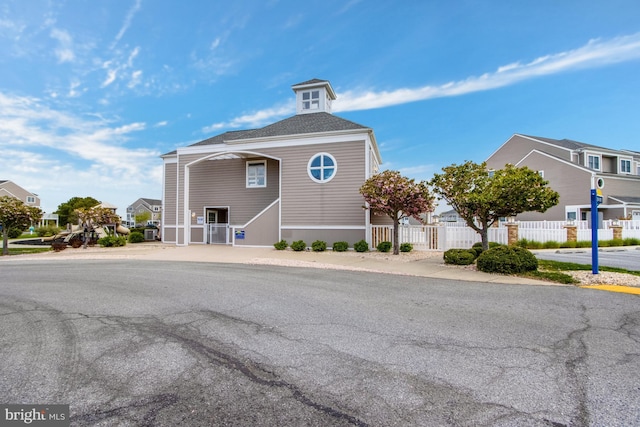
[590,189,598,274]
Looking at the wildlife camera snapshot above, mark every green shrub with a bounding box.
[97,236,127,247]
[353,239,369,252]
[624,238,640,246]
[128,231,145,243]
[476,246,538,274]
[377,241,392,252]
[576,241,591,248]
[443,249,476,265]
[543,240,561,249]
[7,228,22,239]
[273,240,288,250]
[400,243,413,253]
[311,240,327,252]
[332,241,349,252]
[290,240,306,251]
[609,239,624,247]
[36,226,61,237]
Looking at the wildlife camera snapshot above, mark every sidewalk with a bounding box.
[2,242,556,286]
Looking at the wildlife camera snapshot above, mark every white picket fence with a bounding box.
[370,220,640,251]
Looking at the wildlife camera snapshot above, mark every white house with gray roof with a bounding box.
[161,79,383,247]
[486,134,640,225]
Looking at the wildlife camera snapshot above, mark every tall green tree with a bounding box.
[54,196,100,225]
[360,170,435,255]
[0,196,42,255]
[429,161,560,250]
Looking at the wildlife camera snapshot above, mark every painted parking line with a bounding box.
[580,285,640,295]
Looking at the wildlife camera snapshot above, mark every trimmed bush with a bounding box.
[353,239,369,253]
[36,226,61,237]
[443,249,476,265]
[311,240,327,252]
[377,241,392,253]
[543,240,561,249]
[273,240,288,250]
[400,243,413,253]
[476,246,538,274]
[332,241,349,252]
[128,231,145,243]
[7,228,22,239]
[97,236,127,247]
[290,240,306,251]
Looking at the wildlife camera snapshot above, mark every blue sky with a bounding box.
[1,0,639,216]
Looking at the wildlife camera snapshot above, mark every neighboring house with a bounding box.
[439,209,463,223]
[0,180,40,208]
[486,134,640,224]
[126,198,162,227]
[161,78,382,247]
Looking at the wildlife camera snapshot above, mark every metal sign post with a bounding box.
[590,185,602,275]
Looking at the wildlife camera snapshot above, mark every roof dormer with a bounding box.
[292,78,337,115]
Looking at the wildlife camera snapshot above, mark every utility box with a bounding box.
[144,229,158,241]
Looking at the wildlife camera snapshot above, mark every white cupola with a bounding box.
[291,79,337,115]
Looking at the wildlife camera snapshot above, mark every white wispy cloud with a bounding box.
[0,91,161,211]
[50,27,75,63]
[202,101,295,133]
[334,32,640,112]
[101,46,141,88]
[205,32,640,132]
[111,0,142,49]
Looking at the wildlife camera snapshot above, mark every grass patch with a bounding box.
[2,247,51,256]
[538,259,640,277]
[520,270,579,284]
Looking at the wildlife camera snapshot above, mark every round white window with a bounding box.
[307,153,337,183]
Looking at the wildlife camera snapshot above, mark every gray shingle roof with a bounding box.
[292,78,329,87]
[185,112,369,148]
[523,134,640,159]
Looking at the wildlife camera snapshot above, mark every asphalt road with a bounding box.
[1,260,639,426]
[533,247,640,271]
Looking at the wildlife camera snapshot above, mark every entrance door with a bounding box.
[206,209,227,244]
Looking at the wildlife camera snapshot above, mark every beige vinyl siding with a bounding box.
[514,152,592,221]
[261,140,366,226]
[281,229,365,245]
[163,162,177,223]
[0,181,40,207]
[233,200,279,246]
[187,157,280,225]
[487,135,572,169]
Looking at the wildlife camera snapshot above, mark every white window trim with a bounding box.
[307,152,337,183]
[302,90,320,111]
[26,196,35,203]
[246,160,267,188]
[620,158,632,174]
[587,154,601,171]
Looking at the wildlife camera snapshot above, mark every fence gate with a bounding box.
[207,223,229,244]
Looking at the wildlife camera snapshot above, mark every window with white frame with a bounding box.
[620,159,631,174]
[153,206,160,212]
[302,90,320,110]
[246,160,266,188]
[307,153,337,183]
[587,155,600,170]
[537,170,544,178]
[26,196,35,203]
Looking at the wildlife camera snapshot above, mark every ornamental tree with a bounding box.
[360,170,435,255]
[429,161,560,251]
[75,206,121,227]
[0,196,42,255]
[54,196,100,226]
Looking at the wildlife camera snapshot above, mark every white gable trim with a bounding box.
[516,149,594,174]
[486,134,574,162]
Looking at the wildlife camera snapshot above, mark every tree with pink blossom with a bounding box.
[360,170,435,255]
[0,196,42,255]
